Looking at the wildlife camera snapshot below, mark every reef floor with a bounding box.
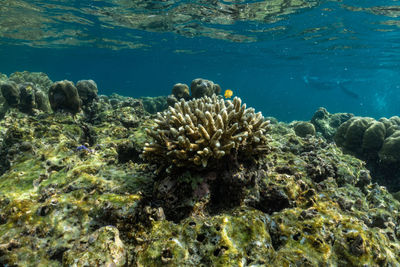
[0,72,400,266]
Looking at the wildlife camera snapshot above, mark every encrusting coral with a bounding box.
[143,95,270,172]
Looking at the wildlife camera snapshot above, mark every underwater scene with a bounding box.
[1,0,400,266]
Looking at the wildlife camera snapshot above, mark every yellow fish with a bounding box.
[224,89,233,99]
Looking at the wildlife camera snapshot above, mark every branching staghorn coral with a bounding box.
[143,95,270,172]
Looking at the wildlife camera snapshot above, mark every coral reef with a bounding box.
[1,77,400,266]
[76,79,98,106]
[190,78,221,99]
[143,95,270,171]
[292,121,316,137]
[0,73,7,80]
[140,96,168,114]
[167,78,222,108]
[171,83,190,100]
[0,81,50,114]
[0,91,151,266]
[137,123,400,266]
[48,80,82,114]
[0,81,20,107]
[9,71,53,92]
[334,115,400,192]
[18,82,51,113]
[311,107,353,141]
[379,131,400,163]
[63,226,127,266]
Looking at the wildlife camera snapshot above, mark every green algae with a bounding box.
[1,92,400,266]
[137,208,274,266]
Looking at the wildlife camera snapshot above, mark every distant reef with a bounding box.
[0,71,400,266]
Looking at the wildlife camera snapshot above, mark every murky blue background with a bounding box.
[1,0,399,121]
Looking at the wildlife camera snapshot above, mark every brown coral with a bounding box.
[143,95,270,172]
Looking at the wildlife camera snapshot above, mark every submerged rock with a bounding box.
[293,121,316,137]
[19,82,51,114]
[9,71,53,93]
[0,82,400,266]
[311,107,353,141]
[379,131,400,163]
[0,81,20,107]
[76,79,98,106]
[140,96,168,114]
[190,78,221,98]
[48,80,82,114]
[0,81,50,114]
[333,115,400,190]
[171,83,190,100]
[63,226,126,266]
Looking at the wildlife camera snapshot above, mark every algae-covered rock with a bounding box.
[334,116,375,155]
[362,121,386,152]
[379,131,400,164]
[293,121,316,137]
[190,78,221,98]
[2,78,400,266]
[311,107,353,141]
[63,226,126,266]
[171,83,190,100]
[137,208,275,266]
[0,81,50,114]
[0,93,150,266]
[9,71,53,92]
[140,96,168,114]
[0,81,20,107]
[18,82,51,113]
[0,73,7,81]
[49,80,82,114]
[332,114,400,191]
[76,79,98,106]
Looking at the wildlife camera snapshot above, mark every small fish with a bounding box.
[224,89,233,99]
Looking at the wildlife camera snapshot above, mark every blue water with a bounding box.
[1,0,400,121]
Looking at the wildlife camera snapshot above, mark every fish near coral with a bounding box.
[224,89,233,99]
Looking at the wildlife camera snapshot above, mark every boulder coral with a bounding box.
[18,82,51,113]
[9,71,53,93]
[76,79,98,106]
[311,107,353,141]
[379,131,400,164]
[293,121,315,138]
[143,95,270,172]
[0,81,50,114]
[0,81,20,107]
[334,115,400,192]
[171,83,190,100]
[48,80,82,114]
[335,116,400,159]
[190,78,221,98]
[335,117,375,155]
